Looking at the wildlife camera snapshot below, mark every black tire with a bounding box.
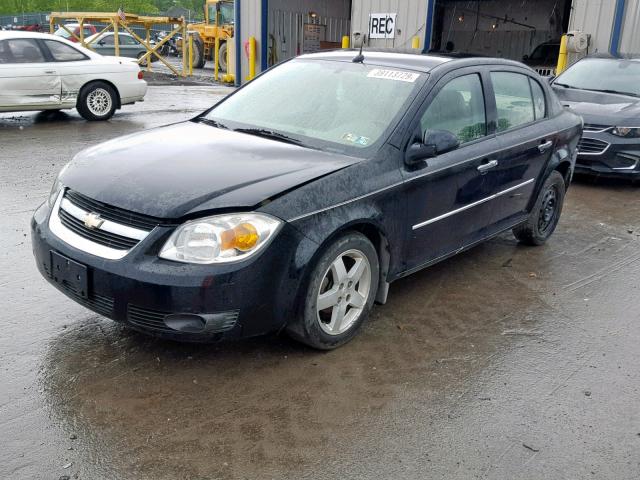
[286,232,380,350]
[76,81,117,121]
[192,39,206,69]
[513,170,566,246]
[218,42,228,72]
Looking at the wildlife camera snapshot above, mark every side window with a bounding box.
[120,35,138,46]
[100,35,115,45]
[83,27,94,37]
[530,78,546,120]
[420,74,486,144]
[491,72,535,131]
[5,39,45,63]
[0,41,12,63]
[44,40,87,62]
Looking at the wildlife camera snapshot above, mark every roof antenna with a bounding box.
[352,38,365,63]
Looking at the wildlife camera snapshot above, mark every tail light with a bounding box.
[137,71,144,80]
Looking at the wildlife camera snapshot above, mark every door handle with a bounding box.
[538,140,553,153]
[44,70,57,74]
[477,159,499,173]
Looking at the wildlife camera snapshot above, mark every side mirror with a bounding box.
[405,129,459,166]
[522,54,529,61]
[97,40,105,46]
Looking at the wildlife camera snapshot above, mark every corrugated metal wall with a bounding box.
[620,0,640,54]
[568,0,617,53]
[239,0,263,82]
[351,0,428,49]
[569,0,640,54]
[267,0,351,66]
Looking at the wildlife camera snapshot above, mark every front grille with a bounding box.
[583,124,611,133]
[43,263,114,317]
[127,304,175,333]
[58,208,139,250]
[535,67,554,77]
[64,190,162,230]
[578,138,609,154]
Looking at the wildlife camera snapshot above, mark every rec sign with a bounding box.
[369,13,397,39]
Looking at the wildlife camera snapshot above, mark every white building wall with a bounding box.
[239,0,262,82]
[619,0,640,54]
[568,0,617,53]
[351,0,428,50]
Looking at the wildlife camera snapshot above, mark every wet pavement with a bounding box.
[2,87,639,479]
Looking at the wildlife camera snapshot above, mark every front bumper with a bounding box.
[576,130,640,178]
[31,201,312,342]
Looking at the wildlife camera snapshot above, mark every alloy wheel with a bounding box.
[316,249,372,336]
[86,88,112,117]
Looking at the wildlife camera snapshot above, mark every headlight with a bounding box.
[159,213,282,264]
[47,179,63,207]
[611,127,640,138]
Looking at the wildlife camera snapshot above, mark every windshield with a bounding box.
[530,44,558,62]
[555,58,640,96]
[54,26,72,38]
[204,59,425,155]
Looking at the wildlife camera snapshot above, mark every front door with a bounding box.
[402,70,501,270]
[0,38,61,110]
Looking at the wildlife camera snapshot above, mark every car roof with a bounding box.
[0,31,61,41]
[299,49,528,73]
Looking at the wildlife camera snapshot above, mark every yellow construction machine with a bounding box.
[185,0,234,70]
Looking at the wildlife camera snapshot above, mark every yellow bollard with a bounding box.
[342,36,350,49]
[189,35,194,76]
[412,36,420,50]
[214,36,220,82]
[556,34,568,75]
[248,36,256,81]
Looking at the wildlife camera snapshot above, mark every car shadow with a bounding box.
[41,239,549,479]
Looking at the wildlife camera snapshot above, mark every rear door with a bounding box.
[0,38,61,110]
[488,70,557,226]
[402,68,502,270]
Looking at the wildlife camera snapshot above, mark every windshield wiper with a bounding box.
[585,88,640,98]
[197,118,229,129]
[553,82,574,88]
[233,128,303,146]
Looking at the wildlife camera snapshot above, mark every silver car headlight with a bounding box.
[611,127,640,138]
[159,213,282,264]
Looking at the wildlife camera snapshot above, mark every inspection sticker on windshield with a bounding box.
[367,68,420,83]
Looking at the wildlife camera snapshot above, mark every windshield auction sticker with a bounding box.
[367,69,420,82]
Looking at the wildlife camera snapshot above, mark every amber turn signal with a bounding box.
[221,223,259,252]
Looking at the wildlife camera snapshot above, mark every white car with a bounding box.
[0,31,147,121]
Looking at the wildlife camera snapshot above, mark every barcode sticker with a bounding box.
[367,68,420,83]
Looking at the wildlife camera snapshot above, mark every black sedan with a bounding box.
[552,55,640,179]
[31,51,582,349]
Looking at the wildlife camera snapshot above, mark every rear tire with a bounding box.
[513,170,566,246]
[286,232,379,350]
[77,82,117,121]
[218,42,228,72]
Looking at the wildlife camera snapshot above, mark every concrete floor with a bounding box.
[1,87,639,480]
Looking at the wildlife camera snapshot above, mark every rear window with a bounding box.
[44,40,87,62]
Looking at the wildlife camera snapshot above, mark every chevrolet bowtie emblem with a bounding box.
[84,212,105,229]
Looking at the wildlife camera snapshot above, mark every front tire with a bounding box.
[77,82,117,121]
[513,170,566,245]
[286,232,379,350]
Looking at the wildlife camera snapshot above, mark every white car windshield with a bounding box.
[205,59,425,154]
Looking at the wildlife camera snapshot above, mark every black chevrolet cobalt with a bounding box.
[32,51,582,349]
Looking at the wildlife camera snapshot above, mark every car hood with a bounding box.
[553,87,640,124]
[59,121,361,219]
